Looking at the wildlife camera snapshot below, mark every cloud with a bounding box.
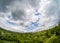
[0,0,59,33]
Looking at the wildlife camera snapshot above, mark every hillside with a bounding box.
[0,23,60,43]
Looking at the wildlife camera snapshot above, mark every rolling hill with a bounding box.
[0,22,60,43]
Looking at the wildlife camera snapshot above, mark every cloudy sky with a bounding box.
[0,0,60,33]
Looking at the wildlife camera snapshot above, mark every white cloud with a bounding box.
[0,0,59,33]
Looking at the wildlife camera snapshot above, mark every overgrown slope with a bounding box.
[0,23,60,43]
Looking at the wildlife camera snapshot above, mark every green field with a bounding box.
[0,23,60,43]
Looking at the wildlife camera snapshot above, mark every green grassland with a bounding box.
[0,23,60,43]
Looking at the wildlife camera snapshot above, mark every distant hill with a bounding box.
[0,22,60,43]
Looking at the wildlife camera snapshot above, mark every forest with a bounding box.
[0,22,60,43]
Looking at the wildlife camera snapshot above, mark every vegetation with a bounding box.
[0,23,60,43]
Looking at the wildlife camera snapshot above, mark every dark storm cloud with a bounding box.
[0,0,13,12]
[0,0,41,21]
[9,0,41,21]
[12,9,26,20]
[29,0,40,8]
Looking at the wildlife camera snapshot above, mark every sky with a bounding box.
[0,0,60,33]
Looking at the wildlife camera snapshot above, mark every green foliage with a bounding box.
[0,40,17,43]
[44,35,60,43]
[0,22,60,43]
